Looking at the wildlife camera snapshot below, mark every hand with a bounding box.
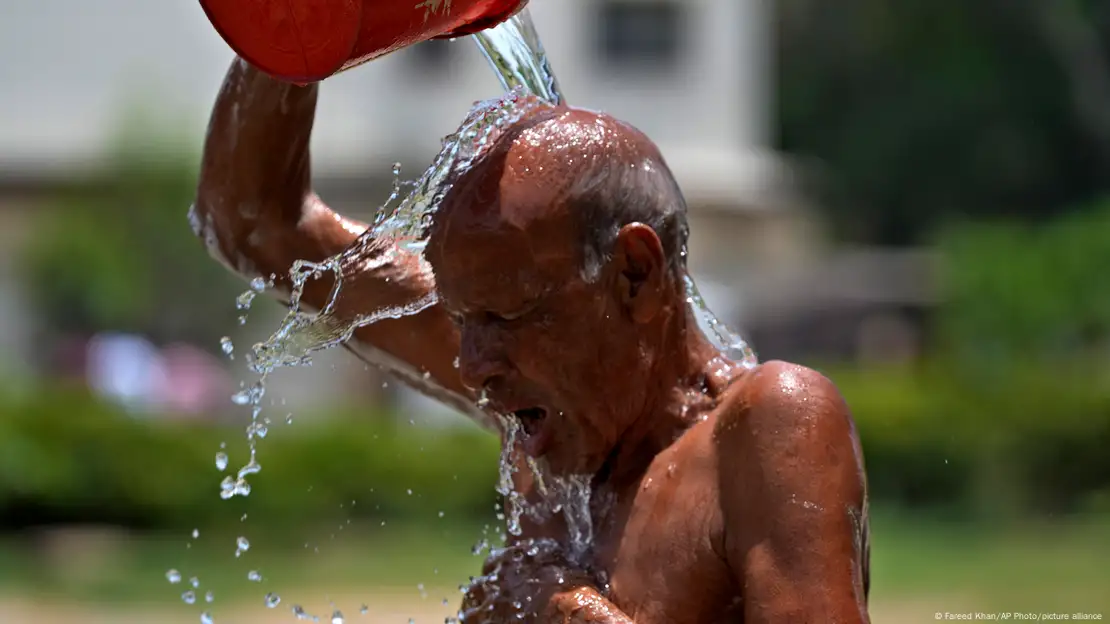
[460,539,596,623]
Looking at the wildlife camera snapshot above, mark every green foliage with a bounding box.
[934,199,1110,363]
[3,363,1108,532]
[828,360,1110,518]
[20,135,242,345]
[779,0,1109,243]
[0,387,502,532]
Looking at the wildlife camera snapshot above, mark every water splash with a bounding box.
[550,474,593,562]
[494,413,527,537]
[243,8,564,383]
[682,272,759,368]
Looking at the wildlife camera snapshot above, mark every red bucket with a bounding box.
[199,0,528,83]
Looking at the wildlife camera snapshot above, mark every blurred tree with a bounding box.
[934,199,1110,366]
[21,109,243,347]
[778,0,1110,244]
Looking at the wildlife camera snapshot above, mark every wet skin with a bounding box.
[193,58,871,623]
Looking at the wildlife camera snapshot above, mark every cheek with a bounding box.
[507,314,600,384]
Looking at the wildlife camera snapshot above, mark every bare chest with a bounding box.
[588,447,742,624]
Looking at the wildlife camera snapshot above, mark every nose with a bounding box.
[457,322,511,392]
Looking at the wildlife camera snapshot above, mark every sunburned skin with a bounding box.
[192,58,871,623]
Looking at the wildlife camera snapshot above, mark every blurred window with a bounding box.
[597,0,685,68]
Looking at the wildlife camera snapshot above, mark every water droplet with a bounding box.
[293,605,317,621]
[248,422,268,439]
[220,336,234,357]
[286,413,294,424]
[250,276,267,292]
[438,511,445,518]
[205,590,214,603]
[201,612,213,624]
[331,610,345,624]
[236,536,250,553]
[166,569,181,584]
[236,290,256,310]
[407,489,413,496]
[265,593,281,608]
[248,570,262,582]
[190,576,200,588]
[360,605,369,614]
[452,356,460,369]
[191,528,200,539]
[215,452,229,471]
[237,456,262,478]
[182,590,196,604]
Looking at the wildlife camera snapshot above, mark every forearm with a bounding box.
[191,58,475,412]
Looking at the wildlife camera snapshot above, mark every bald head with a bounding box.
[438,106,690,282]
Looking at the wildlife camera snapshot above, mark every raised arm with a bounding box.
[719,361,871,624]
[191,58,476,416]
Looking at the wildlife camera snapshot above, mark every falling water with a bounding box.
[472,8,563,105]
[683,272,759,369]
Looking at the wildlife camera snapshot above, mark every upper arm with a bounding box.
[717,361,870,624]
[192,59,474,412]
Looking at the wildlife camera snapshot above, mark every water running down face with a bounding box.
[426,107,692,475]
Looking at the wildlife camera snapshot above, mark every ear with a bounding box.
[612,223,666,324]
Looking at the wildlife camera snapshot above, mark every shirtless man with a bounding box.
[191,58,871,623]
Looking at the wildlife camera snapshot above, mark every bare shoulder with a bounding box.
[712,364,871,620]
[716,359,856,446]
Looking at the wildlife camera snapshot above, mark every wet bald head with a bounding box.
[438,106,690,282]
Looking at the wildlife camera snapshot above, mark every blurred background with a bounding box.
[2,0,1109,622]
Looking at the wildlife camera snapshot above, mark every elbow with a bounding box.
[187,196,252,278]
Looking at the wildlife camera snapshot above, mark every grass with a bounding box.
[0,521,493,606]
[870,509,1110,615]
[1,509,1108,620]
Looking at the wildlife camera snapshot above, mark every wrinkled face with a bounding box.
[425,117,667,475]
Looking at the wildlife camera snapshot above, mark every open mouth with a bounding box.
[512,407,548,437]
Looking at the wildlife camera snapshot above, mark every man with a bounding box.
[192,58,871,623]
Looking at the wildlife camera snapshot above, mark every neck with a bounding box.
[598,292,744,488]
